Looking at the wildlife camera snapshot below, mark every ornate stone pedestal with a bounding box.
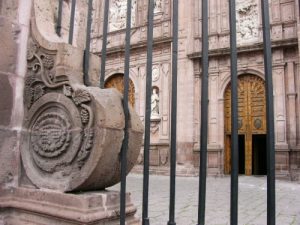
[0,188,140,225]
[0,1,143,224]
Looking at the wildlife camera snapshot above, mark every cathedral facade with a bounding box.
[89,0,300,179]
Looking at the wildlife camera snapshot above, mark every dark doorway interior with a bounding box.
[252,134,267,175]
[238,135,245,174]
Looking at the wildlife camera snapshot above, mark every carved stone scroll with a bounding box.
[22,37,144,192]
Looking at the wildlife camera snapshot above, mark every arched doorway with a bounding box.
[224,75,267,175]
[104,74,135,106]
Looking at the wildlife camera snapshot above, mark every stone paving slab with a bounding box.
[109,174,300,225]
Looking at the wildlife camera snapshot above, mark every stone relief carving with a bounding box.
[24,37,95,182]
[236,0,259,44]
[20,0,144,193]
[109,0,137,32]
[154,0,163,13]
[152,66,160,82]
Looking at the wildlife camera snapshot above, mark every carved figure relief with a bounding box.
[236,0,259,44]
[109,0,137,32]
[152,66,160,82]
[154,0,163,13]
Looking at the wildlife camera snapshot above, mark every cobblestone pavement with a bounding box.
[109,174,300,225]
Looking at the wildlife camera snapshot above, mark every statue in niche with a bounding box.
[154,0,163,13]
[151,87,160,119]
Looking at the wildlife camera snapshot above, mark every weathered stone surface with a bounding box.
[0,16,18,74]
[0,187,141,225]
[0,74,13,127]
[0,130,18,189]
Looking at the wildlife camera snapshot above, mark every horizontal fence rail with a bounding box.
[55,0,277,224]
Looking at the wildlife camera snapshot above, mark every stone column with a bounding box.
[273,64,288,149]
[208,72,219,147]
[286,62,297,147]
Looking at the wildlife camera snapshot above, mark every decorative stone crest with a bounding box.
[22,38,96,189]
[236,0,259,44]
[109,0,137,32]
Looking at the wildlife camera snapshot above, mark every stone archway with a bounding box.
[104,74,135,107]
[224,75,267,175]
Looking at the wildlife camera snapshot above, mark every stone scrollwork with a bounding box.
[22,36,144,192]
[21,0,144,193]
[23,38,95,188]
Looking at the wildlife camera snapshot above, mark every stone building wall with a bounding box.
[0,0,32,190]
[91,0,300,178]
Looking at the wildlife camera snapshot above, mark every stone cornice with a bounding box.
[98,37,173,56]
[187,38,298,60]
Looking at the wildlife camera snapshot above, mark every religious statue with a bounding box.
[154,0,163,13]
[151,88,159,119]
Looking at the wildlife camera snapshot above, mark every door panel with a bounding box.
[224,75,266,175]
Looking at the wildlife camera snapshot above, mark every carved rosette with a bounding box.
[22,37,144,192]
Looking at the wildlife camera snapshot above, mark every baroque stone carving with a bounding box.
[109,0,137,32]
[152,66,160,82]
[22,37,144,192]
[24,38,95,180]
[236,0,259,44]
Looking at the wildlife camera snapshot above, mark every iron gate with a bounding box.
[55,0,276,224]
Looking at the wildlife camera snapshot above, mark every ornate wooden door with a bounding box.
[104,74,135,106]
[224,75,266,175]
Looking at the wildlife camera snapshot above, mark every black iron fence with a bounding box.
[55,0,276,224]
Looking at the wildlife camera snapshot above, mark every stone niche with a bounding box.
[0,1,143,224]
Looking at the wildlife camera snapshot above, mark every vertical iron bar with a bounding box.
[120,0,132,224]
[69,0,77,44]
[83,0,93,86]
[197,0,209,224]
[100,0,110,89]
[167,0,178,224]
[142,0,155,225]
[56,0,63,36]
[261,1,276,224]
[229,0,239,225]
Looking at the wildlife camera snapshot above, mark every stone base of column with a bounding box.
[0,187,140,225]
